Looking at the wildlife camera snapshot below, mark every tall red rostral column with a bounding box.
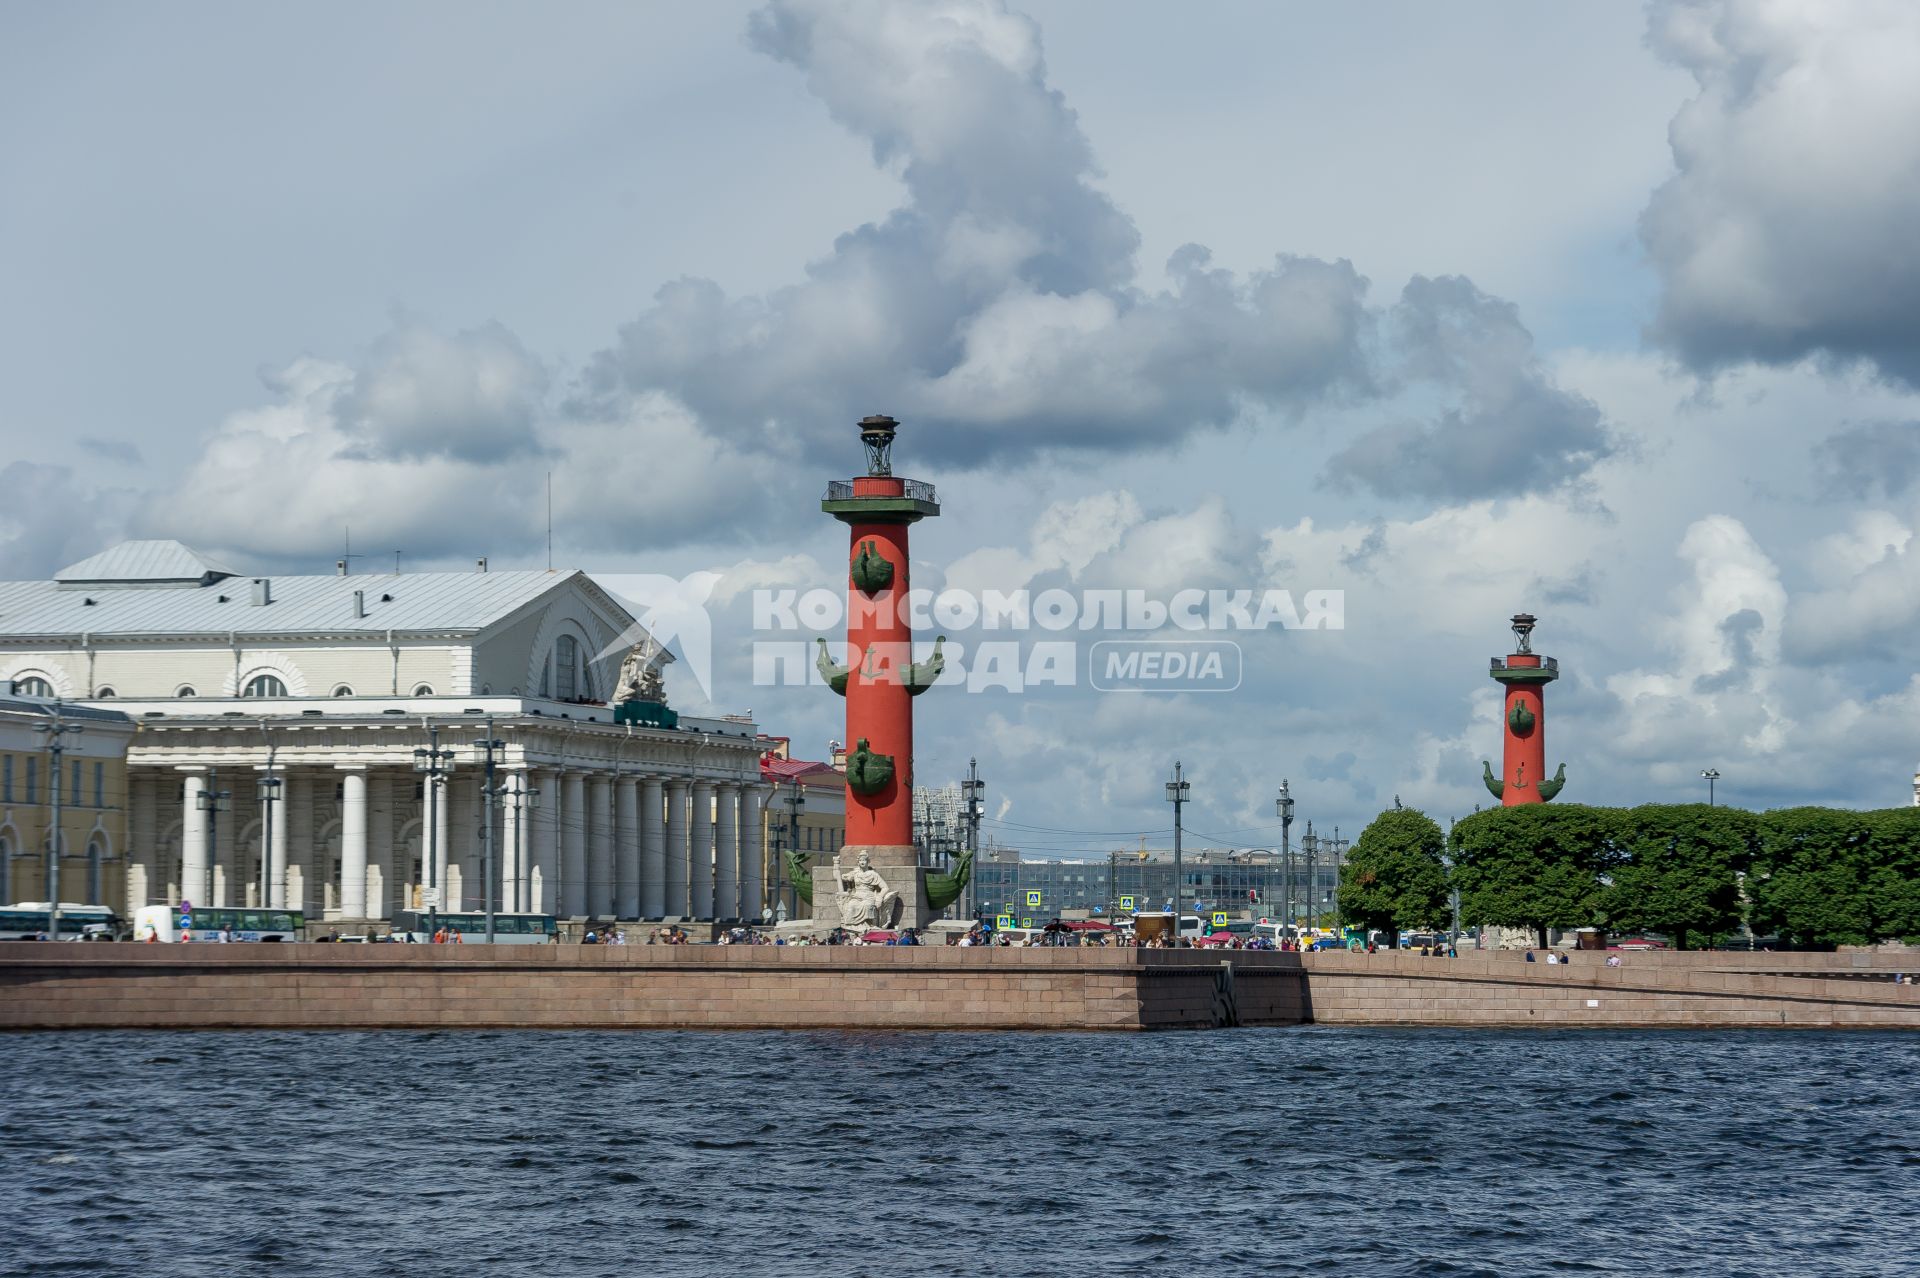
[817,416,944,877]
[1484,612,1567,804]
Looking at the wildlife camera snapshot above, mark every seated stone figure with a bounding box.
[837,851,901,930]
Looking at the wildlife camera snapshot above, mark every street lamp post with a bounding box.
[781,780,804,916]
[1327,826,1349,932]
[412,724,459,938]
[34,705,83,939]
[963,758,984,920]
[1702,768,1721,807]
[473,718,506,944]
[195,768,231,929]
[256,721,280,911]
[1300,821,1319,939]
[1165,762,1190,940]
[1275,779,1295,934]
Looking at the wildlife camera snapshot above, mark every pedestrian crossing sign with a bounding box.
[996,914,1014,930]
[1020,917,1033,928]
[1025,890,1043,908]
[1119,895,1135,911]
[1211,911,1229,926]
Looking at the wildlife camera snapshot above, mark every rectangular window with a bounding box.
[25,758,37,804]
[2,755,10,803]
[93,762,104,808]
[72,760,82,807]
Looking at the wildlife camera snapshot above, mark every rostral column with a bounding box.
[1483,612,1566,804]
[814,415,951,927]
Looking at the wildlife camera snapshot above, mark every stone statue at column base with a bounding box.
[800,843,967,934]
[834,850,901,930]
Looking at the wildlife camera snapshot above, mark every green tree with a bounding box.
[1337,807,1450,947]
[1603,804,1753,949]
[1750,807,1874,947]
[1864,808,1920,944]
[1451,804,1619,948]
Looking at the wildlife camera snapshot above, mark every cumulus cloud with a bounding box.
[1813,420,1920,499]
[141,342,781,567]
[1323,275,1613,501]
[0,463,133,578]
[129,0,1617,575]
[77,437,143,466]
[1784,512,1920,663]
[335,320,548,463]
[576,0,1612,487]
[1642,0,1920,385]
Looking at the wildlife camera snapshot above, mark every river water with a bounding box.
[1,1027,1914,1277]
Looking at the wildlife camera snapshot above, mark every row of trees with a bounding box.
[1336,803,1920,950]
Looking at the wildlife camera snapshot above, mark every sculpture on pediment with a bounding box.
[613,636,668,705]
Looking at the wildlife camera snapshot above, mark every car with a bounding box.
[1610,936,1668,951]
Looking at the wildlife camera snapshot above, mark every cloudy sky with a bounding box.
[6,0,1920,850]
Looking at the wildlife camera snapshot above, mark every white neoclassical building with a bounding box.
[0,541,769,924]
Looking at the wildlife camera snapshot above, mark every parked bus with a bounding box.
[0,903,121,940]
[389,910,557,944]
[132,905,304,942]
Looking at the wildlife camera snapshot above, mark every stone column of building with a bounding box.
[663,779,689,917]
[527,767,554,915]
[688,780,715,919]
[211,774,236,907]
[284,771,312,917]
[267,771,289,910]
[615,775,640,919]
[741,785,767,920]
[639,776,666,918]
[338,766,369,919]
[179,768,208,906]
[367,771,394,920]
[498,769,522,912]
[426,772,453,913]
[713,783,739,921]
[587,773,613,917]
[561,771,587,917]
[128,773,157,914]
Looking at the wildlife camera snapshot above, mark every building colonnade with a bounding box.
[133,763,772,923]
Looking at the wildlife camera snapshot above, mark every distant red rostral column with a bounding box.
[817,416,943,866]
[1484,612,1566,805]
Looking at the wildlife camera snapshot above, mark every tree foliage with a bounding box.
[1750,807,1920,947]
[1450,805,1618,948]
[1337,807,1450,946]
[1603,804,1754,950]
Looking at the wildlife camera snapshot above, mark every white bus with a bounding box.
[388,910,557,944]
[133,905,304,942]
[0,903,121,940]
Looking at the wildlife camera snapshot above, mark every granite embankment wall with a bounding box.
[2,945,1915,1031]
[1299,950,1920,1028]
[0,944,1304,1032]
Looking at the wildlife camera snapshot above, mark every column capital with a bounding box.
[333,764,369,773]
[175,765,208,774]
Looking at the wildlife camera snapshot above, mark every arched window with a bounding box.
[243,674,287,698]
[13,675,53,697]
[554,634,579,701]
[175,685,197,699]
[332,684,354,698]
[412,684,435,697]
[93,686,116,699]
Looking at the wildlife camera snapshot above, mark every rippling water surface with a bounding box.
[2,1028,1916,1277]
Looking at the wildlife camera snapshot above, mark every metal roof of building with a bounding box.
[0,563,605,639]
[54,540,239,584]
[0,695,134,725]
